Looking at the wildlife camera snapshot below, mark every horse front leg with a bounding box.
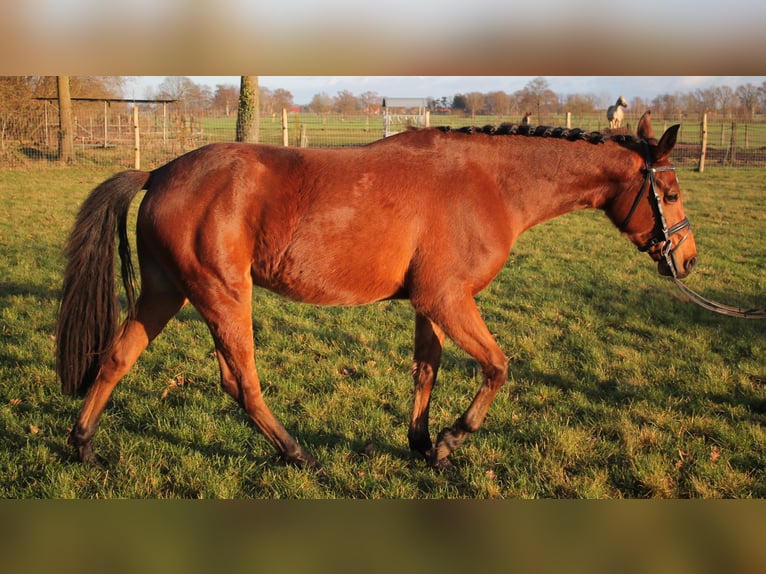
[408,313,445,460]
[417,294,509,470]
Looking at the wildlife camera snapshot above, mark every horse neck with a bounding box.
[496,139,639,231]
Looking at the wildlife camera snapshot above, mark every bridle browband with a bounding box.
[621,145,766,319]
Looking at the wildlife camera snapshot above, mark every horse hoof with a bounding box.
[73,445,105,469]
[284,450,323,472]
[427,450,455,473]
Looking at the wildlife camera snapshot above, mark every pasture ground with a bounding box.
[0,166,764,499]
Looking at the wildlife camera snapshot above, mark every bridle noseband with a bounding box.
[620,153,690,279]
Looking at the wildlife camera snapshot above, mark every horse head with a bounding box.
[614,111,698,279]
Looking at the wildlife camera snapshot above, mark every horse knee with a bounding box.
[484,355,508,389]
[98,349,131,380]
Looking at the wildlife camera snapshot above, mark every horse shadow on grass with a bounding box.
[59,302,417,471]
[486,270,766,437]
[51,270,766,479]
[0,280,61,303]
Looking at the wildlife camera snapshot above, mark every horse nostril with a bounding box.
[686,257,697,273]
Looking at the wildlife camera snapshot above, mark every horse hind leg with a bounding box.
[408,313,445,460]
[195,288,321,469]
[417,294,509,470]
[69,286,185,464]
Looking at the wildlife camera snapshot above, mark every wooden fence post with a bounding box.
[133,105,140,170]
[282,108,289,146]
[698,113,707,173]
[729,122,737,165]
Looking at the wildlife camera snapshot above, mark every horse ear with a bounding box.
[654,124,681,163]
[636,111,655,140]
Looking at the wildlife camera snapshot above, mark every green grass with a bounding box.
[1,166,764,498]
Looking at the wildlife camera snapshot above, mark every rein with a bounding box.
[623,150,766,320]
[671,278,766,319]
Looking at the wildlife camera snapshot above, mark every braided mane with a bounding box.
[435,123,640,145]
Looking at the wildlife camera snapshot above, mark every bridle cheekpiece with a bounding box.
[620,148,691,279]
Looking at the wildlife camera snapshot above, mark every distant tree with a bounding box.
[359,91,381,113]
[272,88,294,111]
[0,77,43,145]
[693,88,717,115]
[31,76,124,99]
[213,83,238,116]
[430,96,451,112]
[155,76,209,112]
[259,87,275,115]
[464,92,485,118]
[308,92,333,115]
[517,77,559,122]
[451,94,467,113]
[563,93,597,115]
[736,83,760,120]
[485,91,511,116]
[236,75,259,143]
[713,85,735,119]
[679,92,699,116]
[334,90,360,115]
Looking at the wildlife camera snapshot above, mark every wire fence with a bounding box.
[2,101,766,171]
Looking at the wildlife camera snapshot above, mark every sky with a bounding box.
[127,76,766,107]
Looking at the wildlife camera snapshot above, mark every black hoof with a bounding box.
[283,449,324,472]
[429,454,455,473]
[408,435,433,461]
[68,431,101,467]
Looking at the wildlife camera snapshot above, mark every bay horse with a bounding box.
[56,111,697,471]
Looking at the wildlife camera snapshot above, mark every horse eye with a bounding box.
[665,192,679,203]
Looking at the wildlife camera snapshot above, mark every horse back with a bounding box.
[139,138,514,306]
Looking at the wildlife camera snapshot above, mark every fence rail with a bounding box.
[2,102,766,170]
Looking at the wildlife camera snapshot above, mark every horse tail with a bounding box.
[56,170,151,397]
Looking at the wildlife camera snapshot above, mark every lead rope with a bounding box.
[638,155,766,320]
[672,278,766,319]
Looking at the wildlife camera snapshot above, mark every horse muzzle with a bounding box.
[658,253,696,279]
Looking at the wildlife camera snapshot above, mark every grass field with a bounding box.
[0,164,764,499]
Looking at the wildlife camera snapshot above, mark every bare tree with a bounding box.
[693,88,718,116]
[713,85,735,120]
[308,92,333,115]
[736,83,760,120]
[236,76,259,143]
[156,76,210,113]
[213,83,238,116]
[517,77,558,123]
[334,90,360,115]
[563,93,598,116]
[359,91,381,114]
[464,92,485,118]
[485,91,511,116]
[272,88,294,112]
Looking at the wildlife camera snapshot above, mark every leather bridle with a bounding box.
[620,155,691,280]
[621,147,766,319]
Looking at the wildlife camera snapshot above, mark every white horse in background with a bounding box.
[607,96,628,128]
